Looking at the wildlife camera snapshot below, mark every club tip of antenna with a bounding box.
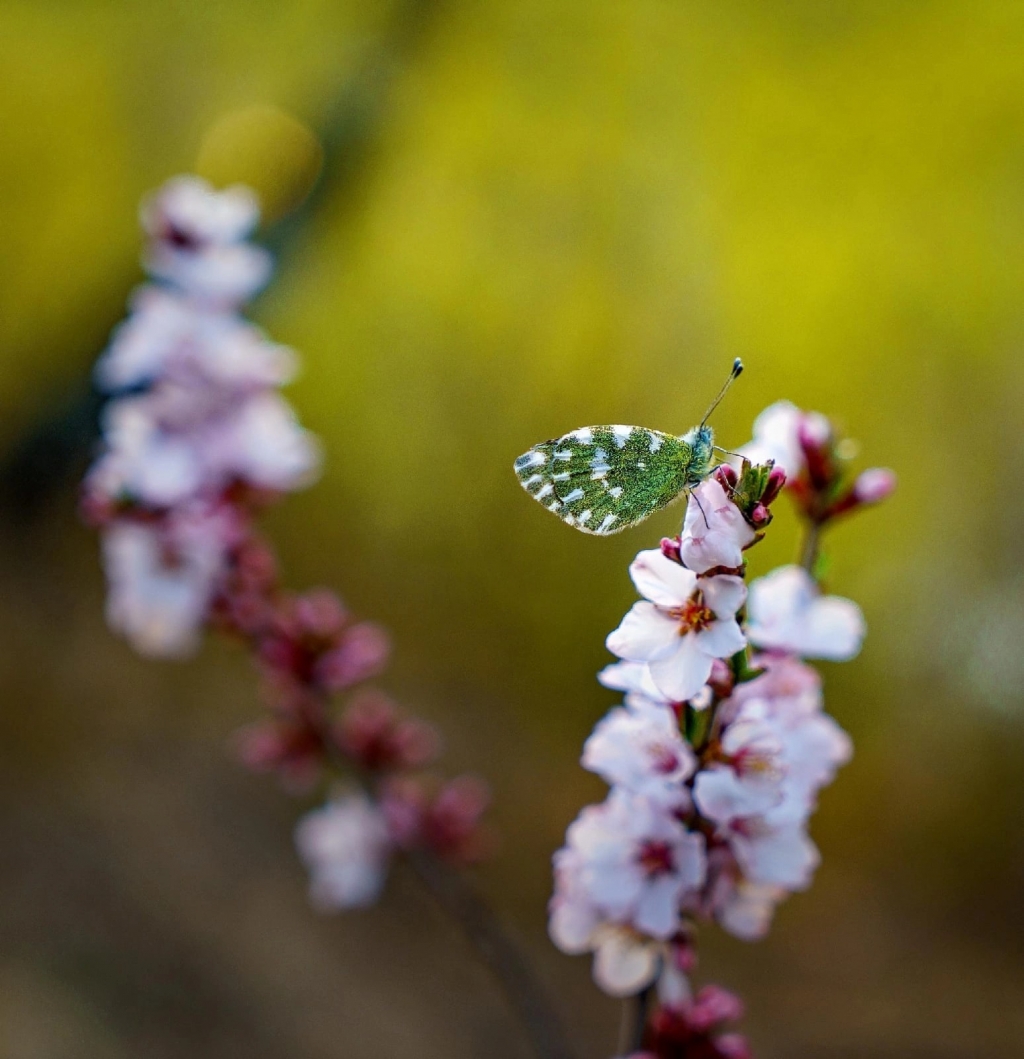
[732,357,744,376]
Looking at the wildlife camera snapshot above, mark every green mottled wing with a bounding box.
[513,425,700,535]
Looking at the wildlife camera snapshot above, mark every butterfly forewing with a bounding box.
[514,425,696,534]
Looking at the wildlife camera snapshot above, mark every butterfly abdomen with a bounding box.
[514,424,701,534]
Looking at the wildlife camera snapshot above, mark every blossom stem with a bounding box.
[617,985,652,1055]
[407,849,577,1059]
[799,521,821,576]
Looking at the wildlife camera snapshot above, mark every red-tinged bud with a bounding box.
[854,466,897,505]
[708,658,735,699]
[798,412,837,490]
[294,588,347,639]
[424,775,493,863]
[716,1035,753,1059]
[760,465,787,505]
[337,690,441,771]
[688,985,745,1032]
[749,502,771,528]
[233,718,324,791]
[670,937,699,974]
[316,621,390,691]
[660,537,682,564]
[713,464,738,490]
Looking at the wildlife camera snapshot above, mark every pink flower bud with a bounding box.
[688,985,745,1032]
[337,690,441,771]
[760,465,787,505]
[294,588,347,639]
[660,537,682,564]
[749,502,771,528]
[316,621,390,691]
[797,412,836,490]
[713,464,738,490]
[708,658,735,700]
[853,466,897,505]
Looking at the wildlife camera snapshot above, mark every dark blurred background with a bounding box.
[1,2,1023,1056]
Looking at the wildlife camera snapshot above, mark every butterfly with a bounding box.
[513,359,742,535]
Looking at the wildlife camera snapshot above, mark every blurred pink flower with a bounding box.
[747,565,865,661]
[295,792,392,910]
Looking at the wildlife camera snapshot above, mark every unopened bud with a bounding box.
[707,658,735,699]
[660,537,682,564]
[713,464,738,490]
[760,466,787,505]
[854,467,897,505]
[797,412,837,490]
[749,502,771,528]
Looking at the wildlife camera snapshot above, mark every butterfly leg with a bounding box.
[690,489,710,529]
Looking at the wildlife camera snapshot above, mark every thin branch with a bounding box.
[799,521,821,576]
[407,850,577,1059]
[617,986,652,1056]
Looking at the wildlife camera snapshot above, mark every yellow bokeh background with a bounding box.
[1,2,1022,1057]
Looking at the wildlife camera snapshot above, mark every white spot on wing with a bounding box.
[563,488,584,503]
[516,450,545,470]
[553,471,570,482]
[554,449,572,461]
[591,467,609,480]
[609,486,623,499]
[568,427,593,443]
[578,509,592,525]
[598,514,618,533]
[523,474,543,488]
[648,431,663,452]
[536,484,554,500]
[612,425,631,448]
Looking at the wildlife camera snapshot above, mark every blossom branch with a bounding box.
[81,177,572,1059]
[545,405,894,1057]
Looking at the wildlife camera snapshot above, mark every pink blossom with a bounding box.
[96,286,296,394]
[582,700,695,808]
[747,565,865,661]
[679,479,755,574]
[738,400,805,477]
[141,175,261,247]
[716,879,787,941]
[295,792,392,910]
[606,550,746,701]
[556,790,706,941]
[598,660,678,709]
[102,507,237,657]
[140,176,271,306]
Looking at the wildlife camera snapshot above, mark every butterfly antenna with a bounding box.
[700,358,744,426]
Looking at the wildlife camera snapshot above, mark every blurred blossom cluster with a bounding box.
[550,406,894,1054]
[83,177,490,915]
[83,175,319,657]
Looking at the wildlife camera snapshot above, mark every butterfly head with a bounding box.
[681,423,715,482]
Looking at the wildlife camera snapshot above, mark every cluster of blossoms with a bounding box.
[549,404,895,1056]
[82,176,490,913]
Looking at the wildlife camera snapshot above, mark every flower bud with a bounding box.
[660,536,682,564]
[713,463,738,490]
[760,465,787,505]
[853,466,897,505]
[749,502,771,528]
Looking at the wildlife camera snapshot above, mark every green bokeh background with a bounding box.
[1,2,1023,1057]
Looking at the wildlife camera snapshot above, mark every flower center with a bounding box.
[646,741,681,775]
[668,591,715,635]
[732,748,780,780]
[637,839,676,877]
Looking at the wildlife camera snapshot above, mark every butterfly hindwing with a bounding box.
[514,425,697,534]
